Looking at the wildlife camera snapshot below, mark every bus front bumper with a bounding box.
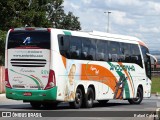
[5,87,57,101]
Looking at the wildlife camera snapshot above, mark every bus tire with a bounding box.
[98,100,109,105]
[128,87,143,104]
[84,87,94,108]
[69,87,83,109]
[30,101,41,109]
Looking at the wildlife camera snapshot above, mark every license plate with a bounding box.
[23,92,32,96]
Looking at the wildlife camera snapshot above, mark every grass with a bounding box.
[151,76,160,93]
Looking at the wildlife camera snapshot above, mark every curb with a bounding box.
[0,94,5,97]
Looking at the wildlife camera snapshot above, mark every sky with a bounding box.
[63,0,160,51]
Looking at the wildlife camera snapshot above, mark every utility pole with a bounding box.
[104,11,111,33]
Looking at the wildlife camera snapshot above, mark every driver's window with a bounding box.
[141,46,151,79]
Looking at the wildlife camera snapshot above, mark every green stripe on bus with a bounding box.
[108,62,130,98]
[63,31,71,35]
[116,71,130,98]
[6,87,57,101]
[128,71,135,97]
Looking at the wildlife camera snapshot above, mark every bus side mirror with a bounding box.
[146,53,157,69]
[60,37,64,46]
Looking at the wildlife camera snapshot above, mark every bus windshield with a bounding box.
[8,31,50,49]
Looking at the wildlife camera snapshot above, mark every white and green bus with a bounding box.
[5,27,156,109]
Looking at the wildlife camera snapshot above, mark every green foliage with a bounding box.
[0,0,52,31]
[62,12,81,30]
[0,0,81,31]
[46,0,81,30]
[0,30,7,65]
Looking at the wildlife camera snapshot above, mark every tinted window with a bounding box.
[130,44,143,67]
[120,43,131,62]
[96,40,108,61]
[141,46,151,79]
[82,38,96,60]
[70,36,82,59]
[108,41,120,62]
[58,35,70,58]
[8,31,50,49]
[58,34,144,66]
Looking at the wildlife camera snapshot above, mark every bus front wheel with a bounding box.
[128,87,143,104]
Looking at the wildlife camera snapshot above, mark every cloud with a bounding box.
[70,3,80,10]
[147,1,160,15]
[63,0,160,50]
[82,0,92,4]
[111,11,135,26]
[106,0,141,6]
[139,25,160,33]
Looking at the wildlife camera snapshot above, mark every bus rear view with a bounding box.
[5,28,57,108]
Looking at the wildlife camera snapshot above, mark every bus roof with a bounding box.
[54,28,148,48]
[9,27,148,48]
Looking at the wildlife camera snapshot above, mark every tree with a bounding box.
[0,30,7,65]
[0,0,51,31]
[46,0,81,30]
[62,12,81,30]
[0,0,81,31]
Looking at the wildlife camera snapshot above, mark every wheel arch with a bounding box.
[135,84,143,98]
[138,84,143,95]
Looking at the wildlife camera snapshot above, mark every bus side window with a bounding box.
[120,43,131,62]
[96,40,108,61]
[88,39,96,60]
[82,38,96,60]
[60,36,64,46]
[82,46,88,60]
[70,36,81,59]
[109,41,120,62]
[58,35,70,58]
[130,44,143,67]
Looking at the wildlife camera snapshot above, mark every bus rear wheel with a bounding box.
[30,101,42,109]
[69,87,83,109]
[128,87,143,104]
[84,87,94,108]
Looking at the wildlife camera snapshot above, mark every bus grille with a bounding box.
[10,59,46,67]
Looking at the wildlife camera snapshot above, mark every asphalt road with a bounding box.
[0,94,159,120]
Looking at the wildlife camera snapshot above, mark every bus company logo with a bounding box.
[110,64,135,72]
[23,37,32,45]
[2,112,11,117]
